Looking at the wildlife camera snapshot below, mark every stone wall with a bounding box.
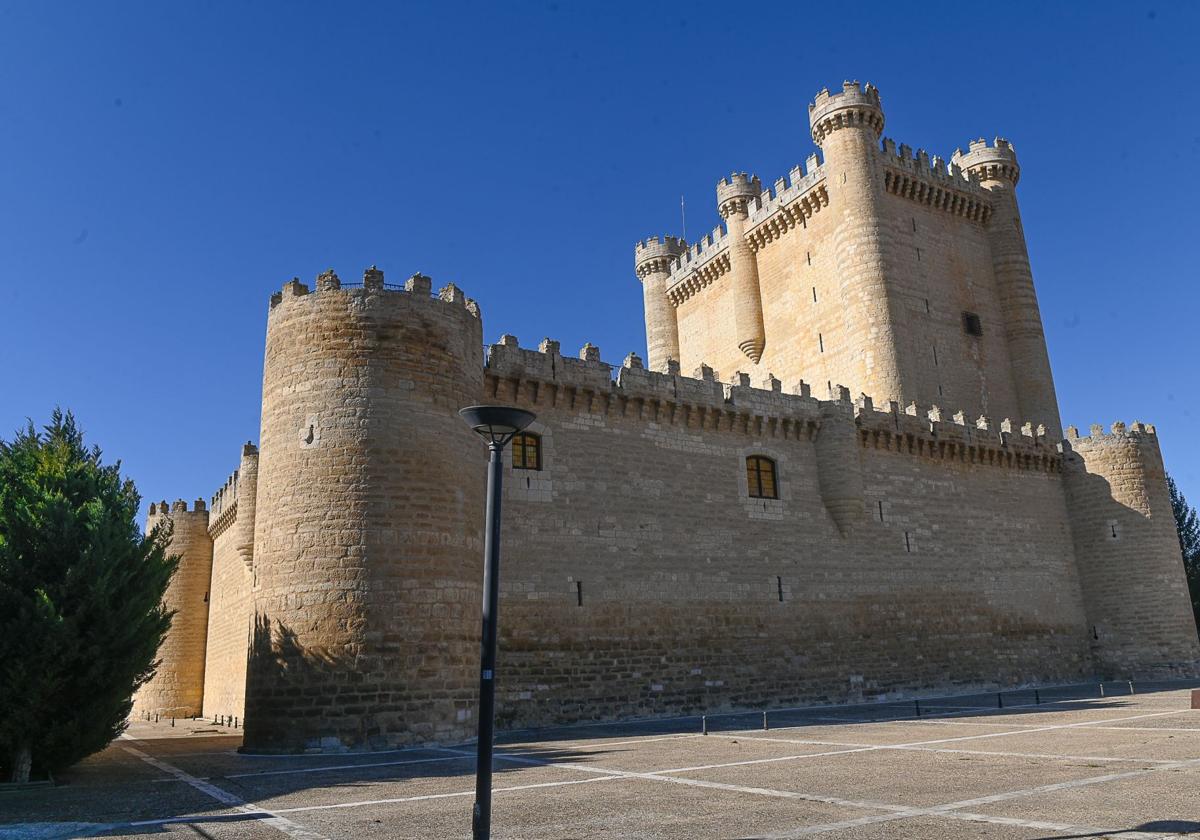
[482,343,1093,726]
[202,518,252,720]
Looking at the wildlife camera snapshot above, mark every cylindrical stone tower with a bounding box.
[717,173,767,363]
[244,267,486,752]
[953,138,1062,437]
[809,81,903,403]
[1062,423,1200,677]
[133,499,213,718]
[634,236,686,372]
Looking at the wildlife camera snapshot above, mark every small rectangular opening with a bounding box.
[904,531,912,552]
[932,345,938,366]
[924,298,930,314]
[776,576,784,602]
[878,500,885,522]
[806,251,811,266]
[916,247,921,262]
[962,311,983,337]
[818,333,824,353]
[812,286,817,303]
[576,580,583,606]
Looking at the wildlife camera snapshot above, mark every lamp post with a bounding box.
[458,405,536,840]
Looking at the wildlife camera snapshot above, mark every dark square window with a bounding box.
[962,311,983,337]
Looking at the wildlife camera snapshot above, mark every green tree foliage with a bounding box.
[1168,474,1200,632]
[0,410,176,783]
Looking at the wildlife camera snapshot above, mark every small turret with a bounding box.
[635,236,687,372]
[716,173,762,218]
[952,137,1019,186]
[717,174,767,364]
[953,137,1060,436]
[808,81,885,146]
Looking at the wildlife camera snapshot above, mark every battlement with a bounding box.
[267,267,482,320]
[1063,421,1158,448]
[744,157,829,252]
[484,337,1058,471]
[716,173,763,217]
[880,138,993,222]
[809,80,885,144]
[148,498,208,518]
[635,235,688,278]
[951,137,1020,186]
[664,225,731,304]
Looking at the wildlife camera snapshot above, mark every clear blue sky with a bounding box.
[2,1,1198,514]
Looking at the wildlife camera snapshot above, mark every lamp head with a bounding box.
[459,405,537,448]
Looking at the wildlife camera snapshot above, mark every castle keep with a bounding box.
[133,81,1200,752]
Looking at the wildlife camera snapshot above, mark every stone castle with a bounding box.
[133,80,1200,752]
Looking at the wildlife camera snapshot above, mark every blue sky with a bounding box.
[2,1,1198,512]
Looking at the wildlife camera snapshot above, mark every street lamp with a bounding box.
[458,404,536,840]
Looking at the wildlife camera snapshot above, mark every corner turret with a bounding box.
[717,174,767,364]
[808,81,884,146]
[132,498,214,718]
[952,138,1019,186]
[635,236,687,372]
[807,81,903,405]
[1061,423,1200,677]
[953,137,1060,437]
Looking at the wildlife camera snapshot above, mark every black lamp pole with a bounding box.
[459,405,536,840]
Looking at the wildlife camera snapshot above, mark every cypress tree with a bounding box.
[0,410,177,782]
[1168,475,1200,632]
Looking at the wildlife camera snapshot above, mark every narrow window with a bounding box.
[776,576,784,602]
[932,345,938,366]
[818,333,824,353]
[916,247,922,261]
[512,432,542,470]
[877,500,885,522]
[962,311,983,337]
[806,251,812,266]
[938,384,944,397]
[746,456,778,499]
[924,298,930,314]
[576,580,583,606]
[912,217,917,232]
[904,531,912,552]
[812,286,817,303]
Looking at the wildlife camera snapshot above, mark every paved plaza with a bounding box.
[3,682,1199,839]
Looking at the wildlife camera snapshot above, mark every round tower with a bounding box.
[132,499,213,718]
[808,81,903,403]
[1061,423,1200,677]
[634,236,686,372]
[716,173,767,363]
[953,138,1062,438]
[244,267,486,752]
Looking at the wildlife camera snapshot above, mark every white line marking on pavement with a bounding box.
[118,736,328,839]
[271,774,620,812]
[722,733,1177,765]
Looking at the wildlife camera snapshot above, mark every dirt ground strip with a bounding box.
[2,682,1199,839]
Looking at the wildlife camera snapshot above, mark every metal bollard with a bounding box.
[915,699,921,717]
[702,715,708,736]
[1128,680,1135,696]
[1100,683,1105,697]
[762,711,768,731]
